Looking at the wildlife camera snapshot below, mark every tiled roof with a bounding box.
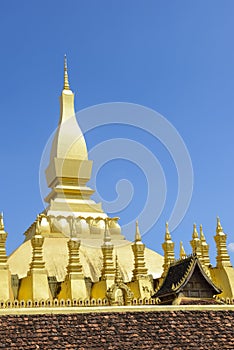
[0,311,233,349]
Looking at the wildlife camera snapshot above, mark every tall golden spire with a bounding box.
[101,220,115,281]
[200,224,210,268]
[0,213,8,265]
[63,54,70,90]
[30,216,46,271]
[131,221,148,280]
[0,212,13,301]
[57,236,88,300]
[18,215,52,301]
[44,55,106,220]
[162,222,175,277]
[214,217,231,268]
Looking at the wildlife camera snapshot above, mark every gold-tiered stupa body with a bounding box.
[6,57,163,303]
[45,55,106,220]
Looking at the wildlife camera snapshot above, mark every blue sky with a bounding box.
[0,1,233,264]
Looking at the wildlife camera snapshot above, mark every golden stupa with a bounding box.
[0,56,232,308]
[5,56,163,303]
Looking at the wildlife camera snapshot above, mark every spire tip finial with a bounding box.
[135,220,141,242]
[63,54,70,90]
[216,216,223,234]
[0,212,4,230]
[165,221,171,241]
[192,223,199,239]
[180,241,186,259]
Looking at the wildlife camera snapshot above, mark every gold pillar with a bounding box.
[18,216,52,301]
[162,222,175,277]
[214,217,231,268]
[58,238,88,300]
[0,213,13,301]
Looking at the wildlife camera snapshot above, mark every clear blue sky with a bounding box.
[0,1,233,265]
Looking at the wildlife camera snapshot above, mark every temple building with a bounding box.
[0,57,233,307]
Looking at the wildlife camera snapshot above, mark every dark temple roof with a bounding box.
[153,255,221,298]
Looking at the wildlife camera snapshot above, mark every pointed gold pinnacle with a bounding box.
[135,220,142,242]
[192,223,199,239]
[64,54,70,90]
[216,216,223,234]
[0,212,4,231]
[165,222,171,241]
[180,241,186,259]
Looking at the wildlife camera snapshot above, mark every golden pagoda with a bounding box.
[0,57,233,309]
[5,57,163,306]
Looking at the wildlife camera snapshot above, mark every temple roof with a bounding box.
[153,255,221,298]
